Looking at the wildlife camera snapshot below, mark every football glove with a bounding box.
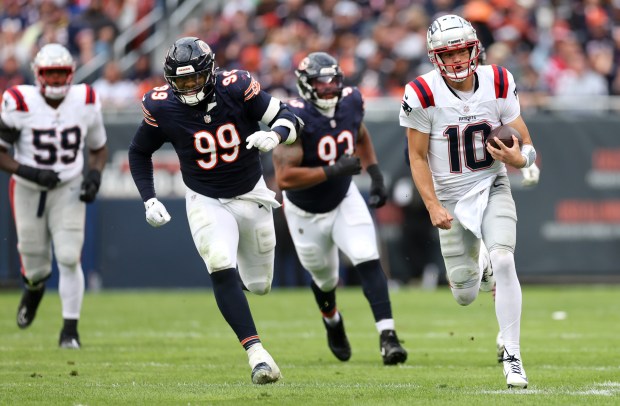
[16,165,60,189]
[79,169,101,203]
[323,154,362,178]
[367,164,387,208]
[145,198,171,227]
[246,130,280,152]
[521,163,540,187]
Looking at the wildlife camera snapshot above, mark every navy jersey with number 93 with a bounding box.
[285,87,364,213]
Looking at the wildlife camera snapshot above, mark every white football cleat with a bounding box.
[248,346,281,385]
[479,241,495,292]
[501,349,528,388]
[496,331,505,363]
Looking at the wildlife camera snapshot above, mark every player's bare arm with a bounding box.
[88,145,109,173]
[407,127,453,229]
[0,146,19,173]
[355,122,379,168]
[272,138,327,190]
[486,116,533,169]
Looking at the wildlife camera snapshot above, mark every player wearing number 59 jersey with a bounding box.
[128,37,301,385]
[0,44,108,349]
[273,52,407,366]
[399,15,541,388]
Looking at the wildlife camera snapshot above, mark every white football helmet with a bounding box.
[427,15,480,82]
[32,44,75,100]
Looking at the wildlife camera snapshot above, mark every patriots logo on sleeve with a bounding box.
[401,99,412,116]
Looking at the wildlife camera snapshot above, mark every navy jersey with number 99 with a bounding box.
[130,69,274,199]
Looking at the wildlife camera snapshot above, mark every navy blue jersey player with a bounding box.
[128,37,301,384]
[272,52,407,365]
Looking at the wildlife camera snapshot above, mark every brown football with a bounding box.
[486,125,523,149]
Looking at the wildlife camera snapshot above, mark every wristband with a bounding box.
[520,144,536,168]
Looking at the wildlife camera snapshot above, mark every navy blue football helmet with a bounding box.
[295,52,344,110]
[164,37,216,105]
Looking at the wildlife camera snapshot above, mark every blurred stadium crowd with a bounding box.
[1,0,618,112]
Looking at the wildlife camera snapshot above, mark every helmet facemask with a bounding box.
[32,44,75,100]
[166,68,214,106]
[427,15,480,82]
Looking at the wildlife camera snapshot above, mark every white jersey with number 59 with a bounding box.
[399,64,520,201]
[0,84,107,186]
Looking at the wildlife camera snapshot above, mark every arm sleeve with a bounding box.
[128,121,166,202]
[399,84,432,133]
[499,70,521,124]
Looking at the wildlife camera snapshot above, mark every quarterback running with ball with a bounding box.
[399,15,540,388]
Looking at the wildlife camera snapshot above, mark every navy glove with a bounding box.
[367,164,387,208]
[80,169,101,203]
[323,154,362,178]
[16,165,60,189]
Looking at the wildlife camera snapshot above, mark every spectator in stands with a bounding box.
[0,55,28,95]
[92,61,138,109]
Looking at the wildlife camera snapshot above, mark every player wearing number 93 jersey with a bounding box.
[272,52,407,366]
[128,37,301,385]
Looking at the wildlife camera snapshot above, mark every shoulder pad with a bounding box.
[490,65,512,99]
[2,86,29,112]
[406,77,435,108]
[217,69,261,102]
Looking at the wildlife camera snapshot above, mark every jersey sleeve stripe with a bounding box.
[85,84,96,104]
[6,87,28,112]
[492,65,509,99]
[243,77,261,101]
[144,117,158,127]
[410,78,434,108]
[141,105,158,127]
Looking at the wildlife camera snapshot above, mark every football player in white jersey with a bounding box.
[399,15,540,388]
[0,44,108,349]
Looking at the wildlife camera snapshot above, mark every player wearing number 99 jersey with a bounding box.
[128,37,301,385]
[0,43,108,350]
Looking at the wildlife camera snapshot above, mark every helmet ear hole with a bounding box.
[164,37,216,105]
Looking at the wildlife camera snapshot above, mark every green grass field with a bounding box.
[1,285,619,405]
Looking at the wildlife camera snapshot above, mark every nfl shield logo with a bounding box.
[204,114,211,124]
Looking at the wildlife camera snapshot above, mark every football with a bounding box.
[486,125,523,149]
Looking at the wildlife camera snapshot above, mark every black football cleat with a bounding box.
[59,330,81,349]
[380,330,407,365]
[16,286,46,329]
[323,317,351,361]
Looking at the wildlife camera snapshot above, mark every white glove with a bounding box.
[521,163,540,187]
[246,130,280,152]
[144,198,171,227]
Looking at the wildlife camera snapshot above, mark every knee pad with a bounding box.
[296,243,327,271]
[445,261,479,290]
[314,274,339,292]
[245,281,271,296]
[346,240,378,265]
[200,240,234,272]
[22,268,52,287]
[452,286,478,306]
[54,245,81,267]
